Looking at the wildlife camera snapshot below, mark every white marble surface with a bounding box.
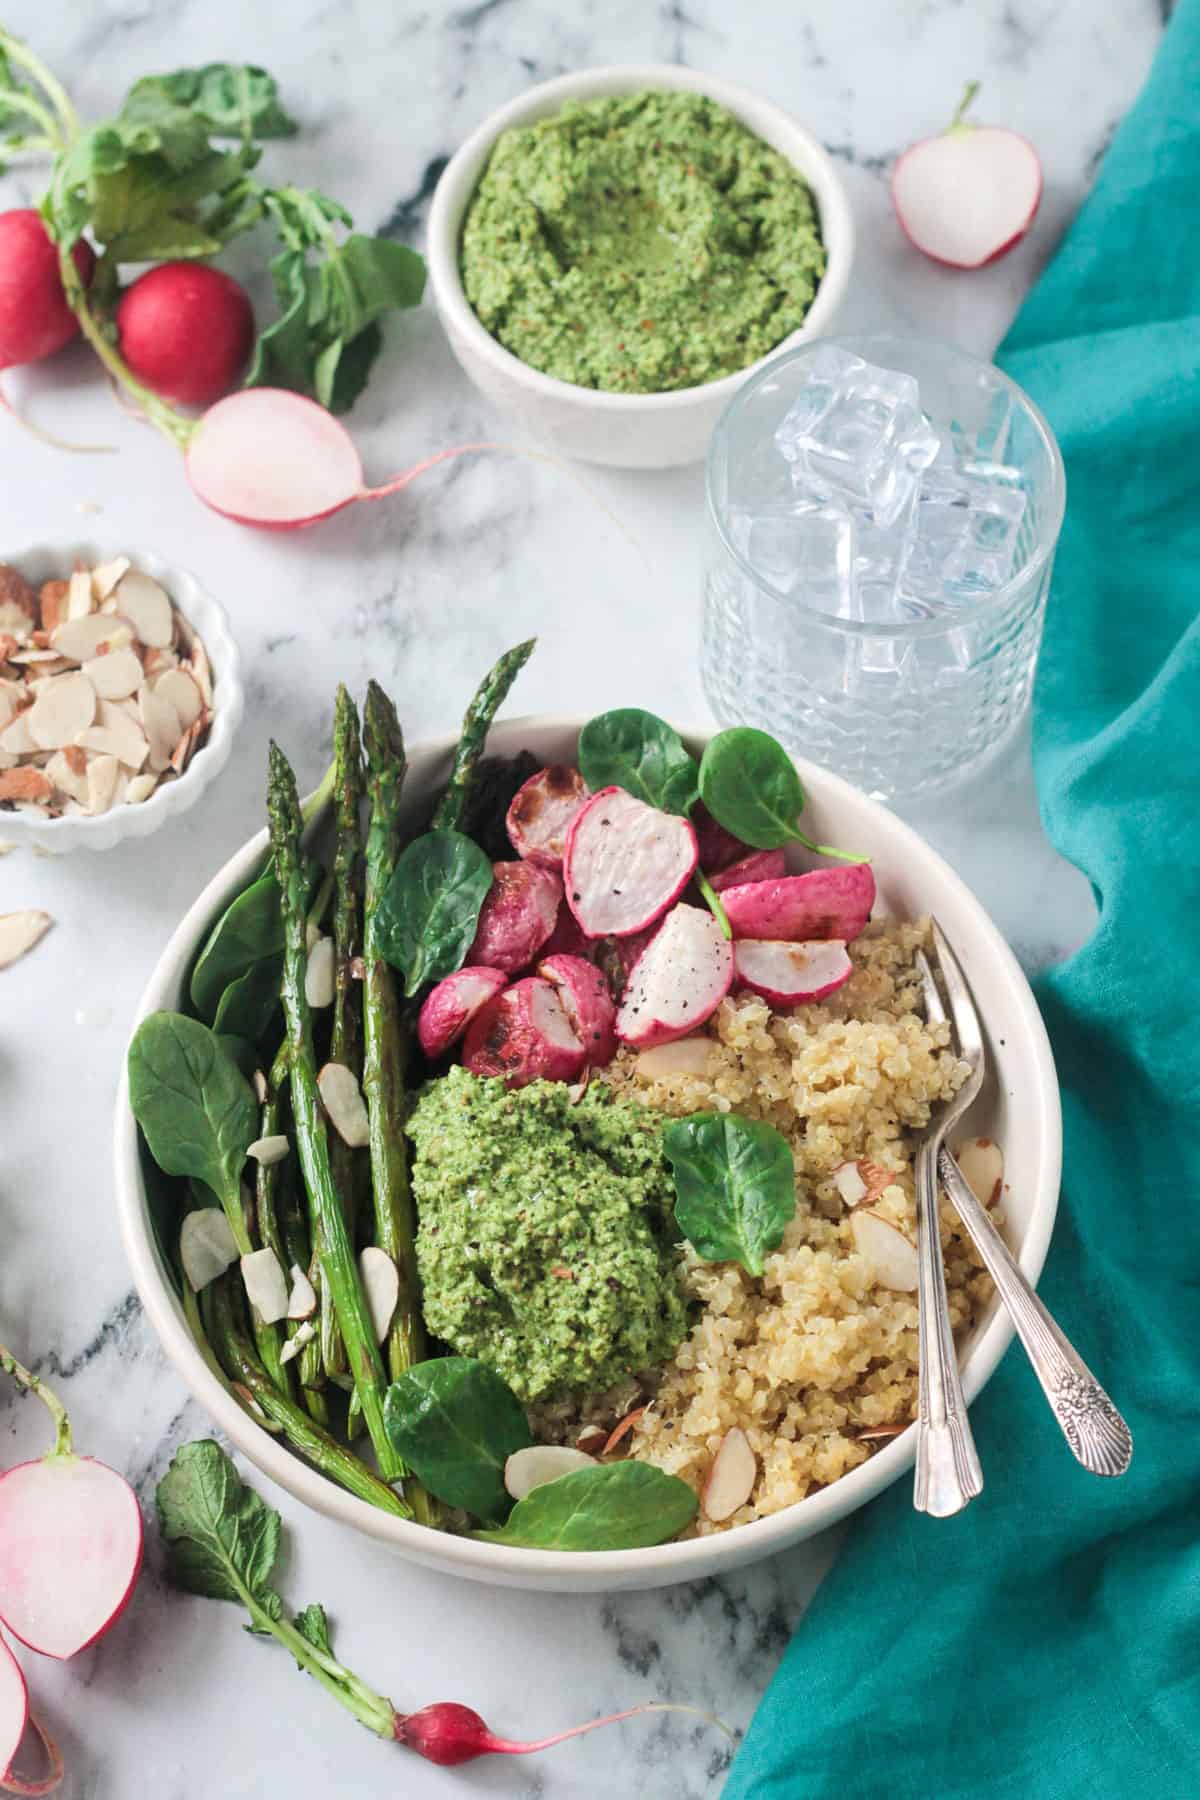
[0,2,1161,1794]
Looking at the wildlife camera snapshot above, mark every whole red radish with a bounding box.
[0,1342,143,1661]
[117,262,254,406]
[891,82,1042,269]
[0,211,94,368]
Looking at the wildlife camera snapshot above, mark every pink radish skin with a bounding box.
[721,864,876,944]
[506,765,590,868]
[537,953,617,1067]
[0,212,95,369]
[616,904,733,1049]
[417,967,507,1060]
[534,904,595,966]
[0,1455,144,1660]
[0,1635,28,1783]
[564,787,698,939]
[395,1700,716,1767]
[461,977,585,1088]
[707,849,787,894]
[117,263,254,406]
[733,938,854,1005]
[595,923,659,1002]
[690,802,749,875]
[468,862,563,974]
[891,87,1042,269]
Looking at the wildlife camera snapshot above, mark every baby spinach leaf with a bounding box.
[698,727,865,862]
[157,1440,282,1609]
[663,1112,796,1277]
[215,1032,260,1082]
[128,1012,258,1221]
[375,830,493,999]
[475,1461,698,1551]
[578,708,699,816]
[190,860,319,1022]
[212,954,283,1049]
[384,1358,531,1520]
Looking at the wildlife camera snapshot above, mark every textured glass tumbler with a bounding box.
[701,335,1066,801]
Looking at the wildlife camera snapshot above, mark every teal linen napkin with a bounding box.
[725,8,1200,1795]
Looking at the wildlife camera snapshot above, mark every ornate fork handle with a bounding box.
[914,1138,984,1516]
[938,1148,1133,1478]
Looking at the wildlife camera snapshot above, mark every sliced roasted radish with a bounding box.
[701,1427,757,1522]
[359,1247,400,1343]
[721,864,875,943]
[417,966,508,1060]
[461,976,585,1088]
[849,1209,919,1292]
[733,938,853,1005]
[564,787,698,938]
[955,1136,1004,1206]
[467,861,563,973]
[504,1445,596,1502]
[707,848,787,893]
[595,923,659,1001]
[616,904,733,1049]
[240,1248,289,1324]
[891,83,1042,269]
[0,1635,27,1778]
[690,801,749,874]
[317,1061,370,1147]
[537,953,617,1067]
[506,765,590,867]
[0,1456,143,1660]
[179,1208,239,1292]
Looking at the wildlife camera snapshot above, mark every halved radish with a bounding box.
[733,939,852,1005]
[595,924,659,1001]
[461,977,585,1088]
[468,862,562,974]
[185,390,367,529]
[563,788,698,938]
[891,84,1042,269]
[537,953,617,1067]
[616,904,733,1049]
[534,904,595,965]
[0,1635,27,1781]
[506,765,590,867]
[707,849,787,894]
[721,864,875,943]
[0,1453,144,1659]
[417,966,508,1060]
[690,801,749,874]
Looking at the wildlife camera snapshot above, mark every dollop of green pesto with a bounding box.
[459,89,826,394]
[408,1067,688,1402]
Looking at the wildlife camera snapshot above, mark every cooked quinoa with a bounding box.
[534,919,996,1535]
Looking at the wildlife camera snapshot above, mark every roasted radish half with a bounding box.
[418,967,508,1060]
[707,848,787,894]
[733,939,853,1005]
[720,864,875,943]
[506,765,590,867]
[468,862,563,974]
[563,788,697,938]
[616,904,733,1049]
[461,977,585,1088]
[538,953,617,1067]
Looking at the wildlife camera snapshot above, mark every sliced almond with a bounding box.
[601,1406,647,1457]
[635,1036,714,1080]
[142,646,180,678]
[0,768,52,805]
[856,1423,910,1442]
[357,1246,399,1343]
[27,672,96,749]
[0,909,52,969]
[114,569,173,647]
[153,666,203,728]
[954,1136,1004,1208]
[849,1209,919,1292]
[180,1209,239,1292]
[702,1427,757,1523]
[832,1158,893,1209]
[10,648,66,665]
[504,1445,596,1502]
[109,766,132,810]
[317,1061,370,1147]
[0,711,34,756]
[286,1263,317,1320]
[139,683,182,771]
[279,1320,316,1365]
[90,557,131,602]
[252,1069,269,1105]
[83,647,142,701]
[124,771,158,803]
[85,754,120,817]
[191,639,213,706]
[45,748,91,805]
[247,1134,289,1166]
[575,1425,609,1456]
[78,703,149,770]
[64,568,94,622]
[38,580,68,633]
[0,601,32,641]
[305,935,335,1008]
[240,1248,289,1324]
[51,613,122,663]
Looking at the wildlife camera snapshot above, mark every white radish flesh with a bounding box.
[417,965,508,1060]
[702,1427,757,1523]
[467,860,562,973]
[240,1248,289,1324]
[537,953,617,1067]
[563,787,698,937]
[359,1247,399,1343]
[461,976,585,1088]
[616,904,733,1049]
[186,388,366,528]
[892,93,1042,269]
[0,1635,27,1779]
[504,1445,596,1502]
[318,1061,370,1147]
[0,1455,144,1659]
[506,764,590,867]
[180,1208,240,1291]
[733,938,853,1005]
[850,1209,919,1292]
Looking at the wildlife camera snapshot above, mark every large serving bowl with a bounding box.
[426,64,854,469]
[114,717,1060,1593]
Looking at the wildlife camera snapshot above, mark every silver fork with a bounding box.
[920,921,1133,1478]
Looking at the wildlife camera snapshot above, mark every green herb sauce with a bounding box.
[460,89,826,393]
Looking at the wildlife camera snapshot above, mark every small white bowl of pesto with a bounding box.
[426,65,854,469]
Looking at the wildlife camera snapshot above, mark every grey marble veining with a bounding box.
[0,1,1160,1794]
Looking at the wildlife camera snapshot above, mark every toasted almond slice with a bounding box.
[0,686,17,732]
[85,753,120,816]
[51,613,121,663]
[702,1427,757,1523]
[9,647,64,664]
[114,569,173,647]
[24,657,75,683]
[77,701,150,771]
[279,1320,316,1365]
[849,1208,919,1292]
[139,682,181,771]
[64,569,94,622]
[305,935,335,1008]
[635,1036,714,1080]
[0,634,18,666]
[286,1263,317,1321]
[317,1061,369,1147]
[0,767,52,805]
[0,601,32,642]
[358,1247,399,1343]
[27,672,96,750]
[153,666,203,728]
[252,1069,268,1104]
[82,646,142,701]
[247,1134,289,1166]
[172,607,195,653]
[45,748,91,805]
[504,1445,596,1502]
[38,580,68,633]
[124,771,157,803]
[0,752,17,772]
[0,909,52,968]
[191,638,213,706]
[954,1136,1004,1207]
[856,1422,910,1442]
[240,1248,289,1325]
[601,1406,647,1457]
[305,920,321,951]
[110,767,131,809]
[0,711,34,756]
[832,1161,869,1206]
[91,557,131,602]
[832,1158,893,1209]
[180,1208,239,1292]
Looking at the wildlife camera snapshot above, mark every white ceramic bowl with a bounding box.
[426,65,854,469]
[0,544,242,854]
[114,717,1060,1592]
